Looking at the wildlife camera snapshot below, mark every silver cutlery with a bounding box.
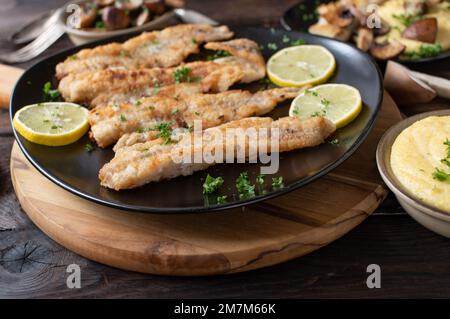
[2,7,216,63]
[174,8,218,25]
[0,9,64,64]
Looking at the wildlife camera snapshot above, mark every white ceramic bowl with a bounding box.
[57,0,175,45]
[376,109,450,237]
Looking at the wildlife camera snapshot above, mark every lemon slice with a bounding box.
[13,102,89,146]
[289,84,362,128]
[267,45,336,87]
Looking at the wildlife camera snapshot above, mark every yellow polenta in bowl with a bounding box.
[377,110,450,237]
[390,116,450,212]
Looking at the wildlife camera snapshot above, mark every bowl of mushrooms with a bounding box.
[58,0,184,45]
[281,0,450,63]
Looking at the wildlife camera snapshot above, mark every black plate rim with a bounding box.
[10,26,383,214]
[280,1,450,65]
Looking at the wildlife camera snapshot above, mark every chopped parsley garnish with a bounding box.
[194,111,200,116]
[292,108,299,115]
[328,138,339,145]
[392,13,422,27]
[267,42,278,50]
[405,43,442,60]
[43,81,60,102]
[95,21,105,28]
[135,128,143,133]
[153,121,173,144]
[171,108,179,115]
[147,105,155,110]
[236,172,255,199]
[272,176,284,189]
[282,35,290,43]
[191,37,197,44]
[310,111,322,117]
[256,174,265,185]
[203,174,224,194]
[290,39,305,46]
[206,50,231,61]
[321,98,331,107]
[69,55,78,60]
[152,81,160,95]
[134,100,142,106]
[305,89,318,96]
[216,195,227,204]
[119,114,127,122]
[85,142,95,152]
[432,168,450,182]
[431,138,450,183]
[43,119,50,123]
[173,67,197,83]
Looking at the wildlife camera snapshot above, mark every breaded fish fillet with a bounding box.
[55,24,233,79]
[58,38,265,106]
[89,87,305,148]
[99,116,336,190]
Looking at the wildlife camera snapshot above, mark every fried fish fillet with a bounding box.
[89,87,305,148]
[99,116,336,190]
[58,38,265,106]
[55,24,233,79]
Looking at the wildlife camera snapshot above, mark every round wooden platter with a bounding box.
[10,94,401,276]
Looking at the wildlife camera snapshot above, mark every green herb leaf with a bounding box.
[43,81,60,102]
[236,172,255,199]
[267,42,278,50]
[85,142,95,152]
[271,176,284,189]
[216,195,227,204]
[432,168,450,182]
[173,67,192,83]
[153,121,173,144]
[203,174,224,194]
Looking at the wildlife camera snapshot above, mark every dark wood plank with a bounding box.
[0,0,449,298]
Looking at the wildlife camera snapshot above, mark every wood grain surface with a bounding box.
[1,0,450,298]
[10,143,386,276]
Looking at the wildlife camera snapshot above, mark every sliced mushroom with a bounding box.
[95,0,115,7]
[404,0,427,16]
[135,7,151,26]
[115,0,144,11]
[144,0,166,15]
[76,4,97,29]
[373,18,391,36]
[309,23,353,41]
[164,0,185,8]
[402,18,437,43]
[355,28,373,52]
[101,7,130,30]
[370,40,406,60]
[318,3,354,28]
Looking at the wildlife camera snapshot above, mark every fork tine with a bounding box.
[13,24,59,56]
[7,27,64,63]
[13,29,63,62]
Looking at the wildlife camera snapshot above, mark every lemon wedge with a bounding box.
[289,84,362,128]
[267,45,336,87]
[13,102,89,146]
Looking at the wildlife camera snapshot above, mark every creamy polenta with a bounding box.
[378,0,450,54]
[391,116,450,212]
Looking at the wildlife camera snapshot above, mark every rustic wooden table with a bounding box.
[1,0,449,298]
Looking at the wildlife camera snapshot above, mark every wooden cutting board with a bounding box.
[4,63,402,276]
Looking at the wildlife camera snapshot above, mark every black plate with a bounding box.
[10,26,383,213]
[281,0,450,65]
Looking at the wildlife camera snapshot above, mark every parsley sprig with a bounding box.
[43,81,60,102]
[432,138,450,183]
[203,174,224,194]
[236,172,256,199]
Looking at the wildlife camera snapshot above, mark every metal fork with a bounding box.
[0,11,64,64]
